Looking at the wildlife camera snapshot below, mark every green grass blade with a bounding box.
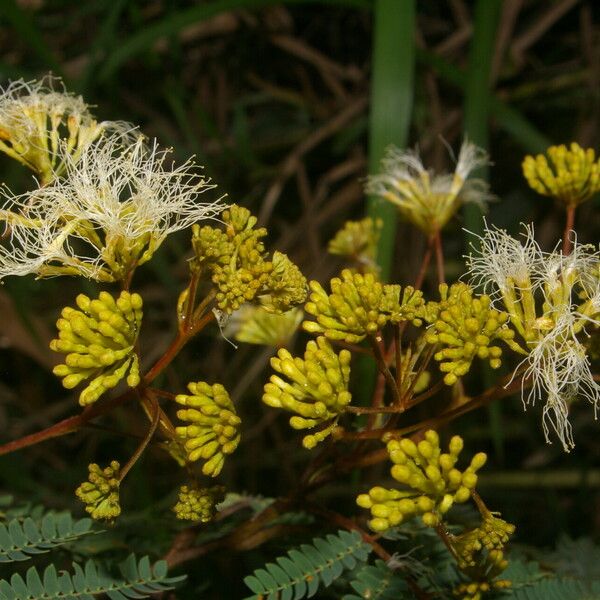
[462,0,503,461]
[462,0,501,234]
[366,0,415,281]
[358,0,415,406]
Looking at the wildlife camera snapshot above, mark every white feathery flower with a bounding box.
[0,202,99,279]
[366,139,491,236]
[520,308,600,451]
[468,222,600,451]
[0,76,134,183]
[466,222,543,301]
[0,134,223,282]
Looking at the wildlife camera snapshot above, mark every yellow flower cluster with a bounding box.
[452,514,515,570]
[357,431,486,530]
[327,217,381,271]
[50,291,142,406]
[75,461,121,522]
[192,205,306,314]
[303,269,422,344]
[175,382,241,477]
[453,579,511,600]
[263,336,352,449]
[424,283,520,385]
[262,251,307,313]
[173,484,225,523]
[451,513,515,600]
[522,142,600,207]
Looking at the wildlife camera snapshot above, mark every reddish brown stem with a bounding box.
[434,523,457,559]
[346,405,405,415]
[399,344,436,407]
[433,230,445,284]
[562,205,576,255]
[334,369,531,478]
[334,425,399,441]
[0,391,135,457]
[366,371,387,431]
[471,489,491,517]
[179,268,202,331]
[137,387,177,440]
[413,237,434,290]
[404,379,445,409]
[368,335,401,406]
[143,310,215,384]
[394,325,402,397]
[120,391,160,482]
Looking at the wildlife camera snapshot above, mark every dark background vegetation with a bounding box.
[0,0,599,597]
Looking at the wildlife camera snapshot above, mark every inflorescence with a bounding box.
[50,291,142,406]
[357,430,487,530]
[263,336,352,448]
[175,382,241,477]
[76,461,121,522]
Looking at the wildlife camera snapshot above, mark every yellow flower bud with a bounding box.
[263,336,352,448]
[175,382,241,477]
[358,430,488,532]
[522,143,600,207]
[424,283,517,385]
[50,291,142,406]
[303,270,423,343]
[173,484,225,523]
[75,461,121,522]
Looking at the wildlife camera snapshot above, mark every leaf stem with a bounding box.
[368,334,401,405]
[413,237,433,290]
[119,390,160,482]
[143,308,215,385]
[562,205,576,255]
[0,391,135,457]
[433,230,445,284]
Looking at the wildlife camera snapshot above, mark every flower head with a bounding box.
[366,140,490,236]
[175,382,241,477]
[466,222,542,300]
[327,217,382,271]
[522,143,600,207]
[75,461,121,522]
[303,269,422,343]
[467,223,600,450]
[522,309,599,450]
[357,431,487,530]
[263,336,352,448]
[173,484,225,523]
[191,204,306,314]
[0,77,132,183]
[423,283,521,386]
[50,291,143,406]
[0,135,222,282]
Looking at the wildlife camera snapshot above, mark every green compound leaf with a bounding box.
[0,555,185,600]
[510,578,600,600]
[498,557,599,600]
[343,560,410,600]
[0,513,94,563]
[243,530,372,600]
